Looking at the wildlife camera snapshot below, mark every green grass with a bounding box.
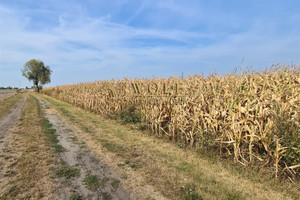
[111,179,120,189]
[7,186,18,197]
[180,184,203,200]
[68,194,82,200]
[225,191,244,200]
[119,106,142,124]
[83,175,101,191]
[55,167,80,179]
[176,162,193,173]
[42,118,65,152]
[122,160,138,169]
[98,139,123,153]
[53,144,65,152]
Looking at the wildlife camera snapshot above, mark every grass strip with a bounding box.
[0,94,59,199]
[0,94,23,119]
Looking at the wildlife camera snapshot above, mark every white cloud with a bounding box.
[0,1,299,87]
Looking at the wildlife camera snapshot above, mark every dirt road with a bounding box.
[0,99,26,197]
[0,95,167,199]
[39,99,132,199]
[0,99,26,143]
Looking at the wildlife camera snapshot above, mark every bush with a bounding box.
[120,106,142,124]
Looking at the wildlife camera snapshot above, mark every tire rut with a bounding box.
[0,99,26,194]
[0,99,26,143]
[38,98,130,200]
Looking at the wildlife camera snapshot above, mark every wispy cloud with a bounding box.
[0,0,299,87]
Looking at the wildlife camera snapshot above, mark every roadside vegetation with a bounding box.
[0,94,60,199]
[0,94,22,119]
[42,66,300,180]
[40,94,300,200]
[1,65,298,199]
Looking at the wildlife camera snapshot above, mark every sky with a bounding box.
[0,0,299,88]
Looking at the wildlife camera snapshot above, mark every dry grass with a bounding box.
[0,90,17,102]
[42,65,300,178]
[0,94,22,119]
[41,94,300,200]
[0,94,60,199]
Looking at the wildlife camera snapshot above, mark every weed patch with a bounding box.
[180,184,202,200]
[120,106,142,124]
[55,167,80,179]
[42,118,65,152]
[99,139,123,152]
[68,193,82,200]
[83,175,101,191]
[111,179,120,189]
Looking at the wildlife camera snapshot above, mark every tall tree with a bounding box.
[21,59,52,92]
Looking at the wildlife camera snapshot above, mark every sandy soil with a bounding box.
[39,98,131,200]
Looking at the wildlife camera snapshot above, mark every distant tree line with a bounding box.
[0,86,34,90]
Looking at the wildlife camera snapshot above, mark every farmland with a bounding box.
[0,66,299,199]
[43,66,300,179]
[1,0,299,199]
[0,90,17,102]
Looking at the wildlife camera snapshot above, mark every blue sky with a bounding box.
[0,0,299,88]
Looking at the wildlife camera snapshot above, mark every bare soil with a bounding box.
[39,99,131,200]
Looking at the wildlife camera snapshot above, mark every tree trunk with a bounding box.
[35,79,40,92]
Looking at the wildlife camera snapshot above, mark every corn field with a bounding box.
[42,65,300,178]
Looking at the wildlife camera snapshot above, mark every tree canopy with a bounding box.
[21,59,52,92]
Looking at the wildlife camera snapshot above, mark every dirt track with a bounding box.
[0,99,26,142]
[0,96,166,199]
[39,98,131,200]
[0,99,26,196]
